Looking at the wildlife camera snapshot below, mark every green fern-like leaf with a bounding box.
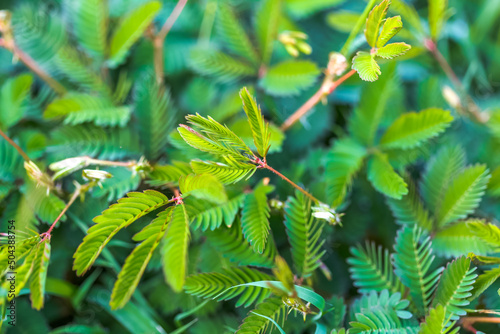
[420,145,466,214]
[469,267,500,302]
[393,226,443,316]
[67,0,107,58]
[376,15,403,47]
[259,60,320,96]
[110,208,173,309]
[2,244,37,300]
[386,176,433,231]
[467,220,500,248]
[24,180,66,224]
[147,161,192,187]
[352,51,381,82]
[92,167,141,202]
[376,42,412,59]
[179,173,227,204]
[433,221,496,258]
[420,305,459,334]
[239,87,270,157]
[0,74,33,129]
[241,183,274,254]
[367,152,408,199]
[30,239,51,310]
[44,93,131,127]
[161,204,190,292]
[284,191,325,278]
[487,166,500,197]
[379,108,453,149]
[184,267,273,307]
[216,4,259,65]
[185,193,245,231]
[72,190,170,276]
[191,158,257,184]
[324,138,366,206]
[236,297,285,334]
[435,164,490,227]
[107,1,161,67]
[432,256,477,320]
[255,0,281,65]
[0,137,24,182]
[206,219,277,268]
[134,72,175,160]
[347,242,403,294]
[189,48,257,83]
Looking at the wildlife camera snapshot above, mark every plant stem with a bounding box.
[0,128,31,162]
[40,188,80,241]
[0,39,67,95]
[257,159,320,203]
[424,39,486,123]
[280,69,356,131]
[154,0,188,83]
[461,316,500,333]
[86,157,136,168]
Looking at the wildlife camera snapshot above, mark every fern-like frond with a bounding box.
[386,176,433,231]
[324,138,366,207]
[367,152,408,199]
[161,204,190,292]
[239,87,270,158]
[259,60,320,96]
[380,108,453,149]
[48,124,139,161]
[488,166,500,197]
[347,242,403,294]
[0,73,33,129]
[2,244,37,300]
[179,173,227,204]
[189,48,256,83]
[24,180,66,224]
[349,290,417,334]
[467,220,500,248]
[469,267,500,302]
[206,219,276,268]
[433,221,496,258]
[216,4,259,65]
[185,193,245,231]
[134,72,174,160]
[44,93,131,127]
[432,256,477,320]
[254,0,281,65]
[107,1,161,68]
[393,226,443,316]
[236,297,285,334]
[435,164,490,227]
[92,167,141,202]
[284,191,325,278]
[72,190,170,276]
[420,305,459,334]
[30,239,51,310]
[241,183,274,254]
[191,158,257,184]
[66,0,107,58]
[420,145,465,214]
[110,208,172,309]
[147,161,192,187]
[184,267,273,307]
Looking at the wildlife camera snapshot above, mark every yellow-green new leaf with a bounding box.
[420,305,459,334]
[368,152,408,199]
[68,0,107,57]
[240,87,271,157]
[162,204,190,292]
[364,0,390,47]
[352,51,381,82]
[73,190,170,276]
[107,1,161,68]
[179,173,228,204]
[110,209,172,309]
[376,42,411,59]
[255,0,281,64]
[3,246,37,301]
[191,159,257,185]
[30,239,51,310]
[429,0,448,40]
[376,15,403,47]
[380,108,453,149]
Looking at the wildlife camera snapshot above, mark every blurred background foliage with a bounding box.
[0,0,500,333]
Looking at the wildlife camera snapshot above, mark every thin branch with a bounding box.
[424,39,487,123]
[280,69,356,131]
[0,128,30,162]
[461,316,500,333]
[40,188,80,241]
[153,0,189,83]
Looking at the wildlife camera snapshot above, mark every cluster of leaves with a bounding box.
[1,0,500,333]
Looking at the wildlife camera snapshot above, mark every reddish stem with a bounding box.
[40,189,80,241]
[461,316,500,333]
[280,69,356,131]
[0,128,30,162]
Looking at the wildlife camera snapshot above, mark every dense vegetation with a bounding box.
[1,0,500,333]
